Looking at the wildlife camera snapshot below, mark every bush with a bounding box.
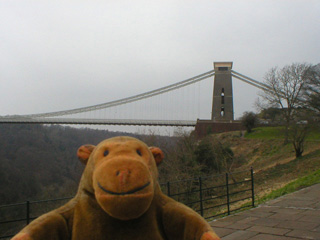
[194,137,234,173]
[241,111,259,133]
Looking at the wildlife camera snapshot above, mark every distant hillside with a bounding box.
[0,124,173,204]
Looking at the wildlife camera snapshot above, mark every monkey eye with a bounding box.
[103,150,109,157]
[136,149,142,156]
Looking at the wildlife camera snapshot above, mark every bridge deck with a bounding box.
[0,117,197,127]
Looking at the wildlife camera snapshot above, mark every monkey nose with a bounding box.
[116,169,131,185]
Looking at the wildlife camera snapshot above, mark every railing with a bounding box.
[0,169,254,239]
[161,168,254,219]
[0,197,73,239]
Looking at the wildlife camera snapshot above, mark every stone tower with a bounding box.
[211,62,234,121]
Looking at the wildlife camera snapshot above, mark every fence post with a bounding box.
[199,177,203,217]
[167,182,171,197]
[251,167,255,207]
[26,201,30,225]
[226,173,230,215]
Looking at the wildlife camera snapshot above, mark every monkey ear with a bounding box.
[149,147,164,166]
[77,145,95,165]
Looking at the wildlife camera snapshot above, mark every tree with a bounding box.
[289,108,317,158]
[258,63,314,144]
[289,122,309,158]
[241,111,259,133]
[302,63,320,114]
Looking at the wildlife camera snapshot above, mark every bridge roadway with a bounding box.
[0,116,197,127]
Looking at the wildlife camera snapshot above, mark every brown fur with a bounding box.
[12,136,220,240]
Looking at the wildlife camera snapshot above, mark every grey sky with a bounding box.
[1,1,319,125]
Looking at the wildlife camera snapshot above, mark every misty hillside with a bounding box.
[0,124,143,204]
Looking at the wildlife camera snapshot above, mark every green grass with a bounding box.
[245,127,285,139]
[245,126,320,140]
[257,168,320,204]
[306,129,320,141]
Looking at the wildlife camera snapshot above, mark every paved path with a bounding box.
[209,183,320,240]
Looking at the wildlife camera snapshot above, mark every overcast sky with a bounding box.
[1,0,319,128]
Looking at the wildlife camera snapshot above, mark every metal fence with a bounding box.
[0,168,254,239]
[161,168,254,219]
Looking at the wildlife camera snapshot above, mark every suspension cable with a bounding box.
[25,70,215,118]
[231,70,271,90]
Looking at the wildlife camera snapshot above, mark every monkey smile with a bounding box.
[97,182,151,196]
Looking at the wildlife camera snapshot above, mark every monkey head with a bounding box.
[77,136,164,221]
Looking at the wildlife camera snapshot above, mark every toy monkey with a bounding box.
[12,136,220,240]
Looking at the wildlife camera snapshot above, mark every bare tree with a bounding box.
[258,63,313,143]
[302,63,320,114]
[289,121,309,158]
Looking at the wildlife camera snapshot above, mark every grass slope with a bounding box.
[246,127,320,203]
[258,168,320,204]
[217,126,320,204]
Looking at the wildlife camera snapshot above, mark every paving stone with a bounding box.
[251,217,282,227]
[249,205,280,213]
[302,209,320,216]
[286,229,320,239]
[239,210,275,218]
[227,222,253,230]
[313,225,320,232]
[213,227,236,238]
[272,199,317,208]
[297,215,320,223]
[238,216,259,224]
[283,194,315,201]
[221,230,257,240]
[312,201,320,209]
[247,233,301,240]
[217,215,248,223]
[247,225,291,235]
[209,184,320,240]
[277,220,320,231]
[268,212,303,221]
[210,220,233,228]
[271,208,306,215]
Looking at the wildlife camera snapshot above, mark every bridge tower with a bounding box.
[211,62,234,121]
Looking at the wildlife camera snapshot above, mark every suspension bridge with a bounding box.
[0,62,271,128]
